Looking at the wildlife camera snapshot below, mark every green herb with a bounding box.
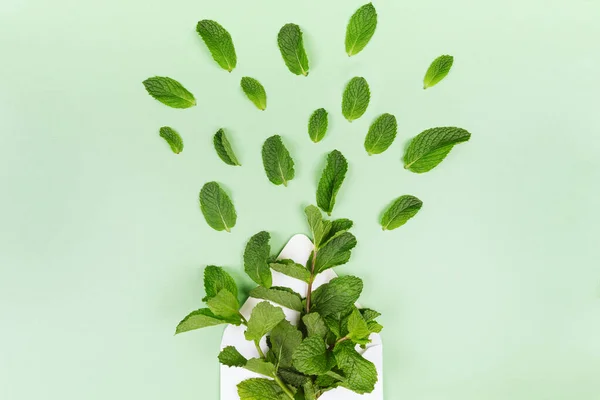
[244,231,273,288]
[364,113,397,155]
[241,77,267,110]
[244,301,286,341]
[381,195,423,230]
[342,77,370,122]
[143,76,196,108]
[269,320,303,368]
[403,127,471,173]
[262,135,295,186]
[207,289,241,322]
[196,20,237,72]
[218,346,247,367]
[249,286,303,312]
[308,108,328,143]
[202,265,238,302]
[333,340,378,393]
[270,259,311,283]
[423,54,454,89]
[199,182,237,232]
[310,276,363,317]
[316,150,348,215]
[302,313,329,339]
[175,308,238,334]
[277,23,309,76]
[244,358,277,377]
[313,232,357,273]
[213,129,241,166]
[292,336,335,375]
[345,3,378,56]
[237,378,286,400]
[159,126,184,154]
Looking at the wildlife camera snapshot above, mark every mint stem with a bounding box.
[274,375,295,399]
[254,340,266,359]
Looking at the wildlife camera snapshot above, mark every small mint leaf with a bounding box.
[143,76,196,109]
[305,205,332,248]
[213,129,241,166]
[308,108,329,143]
[270,260,311,283]
[321,218,353,245]
[244,301,285,341]
[403,127,471,173]
[237,378,286,400]
[219,346,247,367]
[249,286,303,312]
[203,265,238,302]
[199,182,237,232]
[423,54,454,89]
[302,313,329,339]
[262,135,295,187]
[244,231,273,288]
[175,308,237,334]
[277,23,309,76]
[346,308,371,345]
[364,113,397,155]
[316,150,348,215]
[241,77,267,110]
[314,231,357,273]
[381,195,423,231]
[311,276,363,317]
[196,20,237,72]
[207,289,241,322]
[244,358,277,377]
[345,3,378,56]
[159,126,184,154]
[342,77,370,122]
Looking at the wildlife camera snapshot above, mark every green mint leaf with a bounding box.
[278,369,309,387]
[311,276,363,317]
[303,381,317,400]
[143,76,196,109]
[158,126,184,154]
[292,336,335,375]
[277,23,309,76]
[213,129,241,166]
[359,308,381,322]
[305,205,332,249]
[367,320,383,333]
[342,77,370,122]
[207,289,241,322]
[203,265,238,302]
[249,286,303,312]
[196,20,237,72]
[364,113,397,155]
[308,108,329,143]
[244,231,273,288]
[302,313,329,339]
[241,77,267,110]
[270,260,311,283]
[346,308,371,345]
[333,341,378,394]
[321,218,354,245]
[262,135,295,187]
[345,3,378,56]
[175,308,236,334]
[245,358,277,377]
[219,346,247,367]
[316,150,348,215]
[270,320,303,369]
[314,232,357,273]
[423,54,454,89]
[323,310,352,339]
[381,195,423,230]
[315,373,342,389]
[245,301,286,341]
[237,378,287,400]
[199,181,237,232]
[403,127,471,173]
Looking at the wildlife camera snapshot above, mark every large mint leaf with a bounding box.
[262,135,295,187]
[334,341,378,394]
[213,129,241,166]
[308,108,329,143]
[159,126,184,154]
[364,113,397,155]
[244,231,273,288]
[143,76,196,109]
[314,232,357,273]
[249,286,303,312]
[175,308,237,334]
[277,23,309,76]
[199,181,237,232]
[237,378,287,400]
[292,336,335,375]
[270,259,311,283]
[245,358,277,377]
[342,77,370,122]
[305,205,331,248]
[345,3,378,56]
[316,150,348,216]
[196,20,237,72]
[207,289,241,322]
[311,276,363,317]
[219,346,247,367]
[423,54,454,89]
[381,195,423,231]
[270,320,303,369]
[245,301,285,341]
[203,265,238,302]
[346,308,371,345]
[241,77,267,110]
[403,127,471,173]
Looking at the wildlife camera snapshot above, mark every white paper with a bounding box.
[220,234,384,399]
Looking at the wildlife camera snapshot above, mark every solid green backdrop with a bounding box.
[1,0,599,399]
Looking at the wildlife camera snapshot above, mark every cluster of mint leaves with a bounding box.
[141,2,473,399]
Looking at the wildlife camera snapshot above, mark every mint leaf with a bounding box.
[277,23,309,76]
[302,313,329,339]
[346,308,371,345]
[199,181,237,232]
[245,358,277,377]
[364,113,397,155]
[342,77,370,122]
[270,260,311,283]
[203,265,238,302]
[207,289,241,321]
[381,195,423,230]
[237,378,287,400]
[423,54,454,89]
[245,301,286,341]
[303,381,317,400]
[249,286,303,312]
[278,369,309,387]
[323,310,352,339]
[244,231,273,288]
[305,205,332,248]
[311,276,363,317]
[333,341,377,394]
[241,77,267,110]
[345,3,378,56]
[314,232,357,273]
[316,150,348,216]
[359,308,381,322]
[158,126,184,154]
[213,129,241,166]
[270,320,303,369]
[367,320,383,333]
[321,218,353,245]
[262,135,295,187]
[403,127,471,173]
[308,108,328,143]
[292,336,335,375]
[143,76,196,109]
[196,20,237,72]
[175,308,236,334]
[219,346,247,367]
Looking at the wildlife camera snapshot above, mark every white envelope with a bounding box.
[220,234,384,399]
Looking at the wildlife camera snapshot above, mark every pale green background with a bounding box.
[1,0,599,399]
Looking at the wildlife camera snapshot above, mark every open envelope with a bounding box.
[220,234,384,399]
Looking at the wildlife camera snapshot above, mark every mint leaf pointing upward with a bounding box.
[316,150,348,215]
[364,113,397,155]
[262,135,295,187]
[277,23,309,76]
[345,3,378,56]
[244,231,273,289]
[143,76,196,109]
[196,20,237,72]
[241,77,267,110]
[199,182,237,232]
[423,55,454,89]
[342,77,370,122]
[308,108,329,143]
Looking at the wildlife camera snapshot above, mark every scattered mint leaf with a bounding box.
[175,308,237,334]
[245,358,277,377]
[333,341,377,394]
[316,150,348,215]
[270,320,303,369]
[277,23,309,76]
[237,378,287,400]
[308,108,328,143]
[305,205,332,248]
[143,76,196,109]
[241,77,267,110]
[364,113,397,155]
[196,20,237,72]
[342,77,370,122]
[250,286,303,312]
[199,182,237,232]
[302,313,329,339]
[359,308,381,322]
[292,336,335,375]
[159,126,184,154]
[245,301,286,341]
[311,276,363,317]
[270,260,311,283]
[207,289,241,321]
[219,346,247,367]
[262,135,295,187]
[345,3,378,56]
[381,195,423,230]
[423,54,454,89]
[203,265,238,302]
[321,218,353,245]
[244,231,273,288]
[213,129,241,166]
[314,232,357,273]
[346,308,371,345]
[403,127,471,173]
